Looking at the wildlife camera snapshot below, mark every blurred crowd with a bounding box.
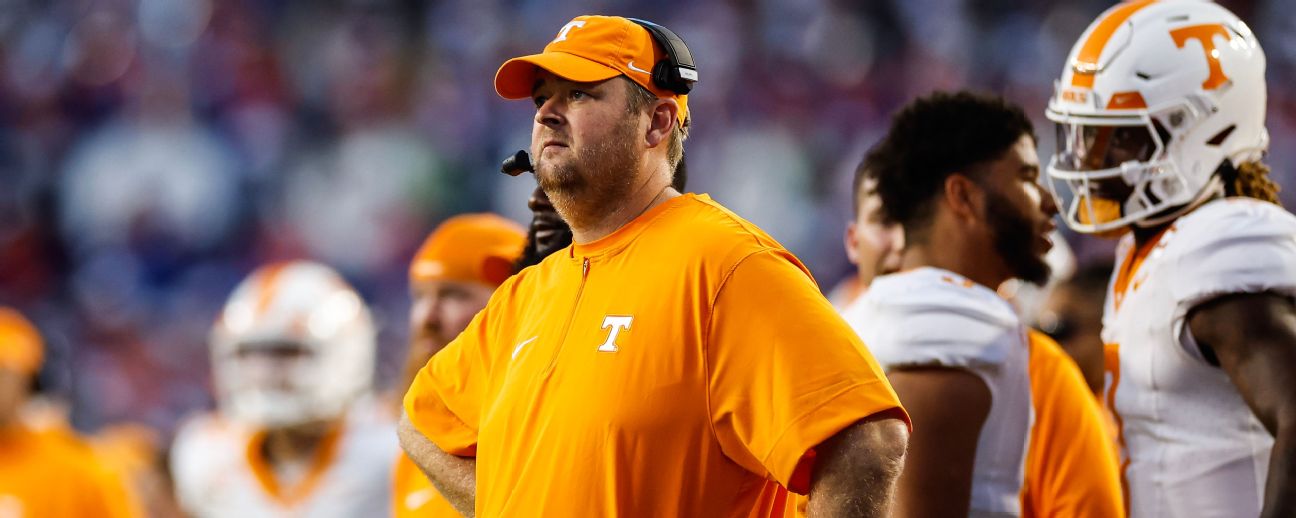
[1,0,1294,449]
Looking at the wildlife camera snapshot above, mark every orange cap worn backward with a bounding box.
[495,15,689,124]
[410,214,527,287]
[0,307,43,375]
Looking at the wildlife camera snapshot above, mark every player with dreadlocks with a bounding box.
[1046,1,1296,516]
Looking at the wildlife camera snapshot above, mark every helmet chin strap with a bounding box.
[1134,174,1224,228]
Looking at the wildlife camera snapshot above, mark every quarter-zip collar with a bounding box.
[568,193,697,260]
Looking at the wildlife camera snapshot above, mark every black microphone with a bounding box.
[500,150,534,176]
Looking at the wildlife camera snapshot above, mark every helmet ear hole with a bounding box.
[1207,125,1237,146]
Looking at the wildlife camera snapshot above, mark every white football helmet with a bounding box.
[210,261,376,428]
[1045,0,1267,233]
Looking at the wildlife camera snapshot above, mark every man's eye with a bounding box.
[533,96,548,108]
[570,90,588,100]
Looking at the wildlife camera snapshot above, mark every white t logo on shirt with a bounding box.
[598,316,633,352]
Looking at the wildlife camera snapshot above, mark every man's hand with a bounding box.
[805,409,910,517]
[398,412,477,517]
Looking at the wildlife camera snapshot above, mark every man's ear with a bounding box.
[943,174,985,223]
[645,99,679,149]
[844,221,861,266]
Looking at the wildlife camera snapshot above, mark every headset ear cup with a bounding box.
[652,60,673,93]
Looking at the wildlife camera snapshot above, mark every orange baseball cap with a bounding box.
[410,214,527,287]
[0,307,43,375]
[494,15,689,124]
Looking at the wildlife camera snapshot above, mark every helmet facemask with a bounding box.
[1047,95,1228,234]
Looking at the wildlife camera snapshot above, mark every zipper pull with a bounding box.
[581,258,589,277]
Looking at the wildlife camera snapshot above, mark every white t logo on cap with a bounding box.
[553,20,586,43]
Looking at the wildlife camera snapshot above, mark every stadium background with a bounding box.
[1,0,1293,441]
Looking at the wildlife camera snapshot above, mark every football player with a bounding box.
[171,261,396,517]
[845,91,1122,517]
[1046,1,1296,516]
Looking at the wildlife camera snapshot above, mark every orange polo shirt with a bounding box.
[0,425,136,518]
[405,193,906,517]
[1021,330,1124,517]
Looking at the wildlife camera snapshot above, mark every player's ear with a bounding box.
[944,173,985,223]
[645,99,678,149]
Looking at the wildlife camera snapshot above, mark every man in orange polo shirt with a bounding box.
[400,15,909,517]
[0,307,136,518]
[393,214,525,517]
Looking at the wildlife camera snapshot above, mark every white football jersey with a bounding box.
[1103,198,1296,518]
[843,267,1033,517]
[170,401,398,518]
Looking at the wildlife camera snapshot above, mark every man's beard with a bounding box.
[534,118,642,230]
[985,190,1051,285]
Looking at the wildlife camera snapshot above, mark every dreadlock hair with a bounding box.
[1221,160,1281,204]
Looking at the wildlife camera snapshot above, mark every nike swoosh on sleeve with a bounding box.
[512,336,539,360]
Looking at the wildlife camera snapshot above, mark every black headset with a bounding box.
[627,18,698,95]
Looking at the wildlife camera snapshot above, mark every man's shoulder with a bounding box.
[1171,197,1296,250]
[865,269,1019,325]
[856,269,1021,370]
[659,194,791,259]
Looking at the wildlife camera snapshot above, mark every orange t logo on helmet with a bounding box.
[1170,24,1232,90]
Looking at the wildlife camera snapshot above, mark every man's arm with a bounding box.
[878,368,990,518]
[804,409,909,518]
[398,412,476,517]
[1189,292,1296,518]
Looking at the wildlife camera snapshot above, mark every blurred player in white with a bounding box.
[171,261,396,518]
[1047,1,1296,516]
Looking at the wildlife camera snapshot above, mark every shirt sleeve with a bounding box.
[1022,331,1123,517]
[705,248,908,494]
[403,282,509,456]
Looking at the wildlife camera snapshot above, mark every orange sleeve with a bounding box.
[63,434,141,518]
[403,290,504,456]
[1022,331,1124,518]
[91,460,141,518]
[706,248,907,494]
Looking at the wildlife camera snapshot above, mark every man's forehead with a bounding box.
[531,70,617,95]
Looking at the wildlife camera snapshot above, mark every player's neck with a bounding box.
[567,174,677,245]
[1131,223,1171,248]
[902,239,1008,291]
[1131,189,1224,247]
[262,421,334,466]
